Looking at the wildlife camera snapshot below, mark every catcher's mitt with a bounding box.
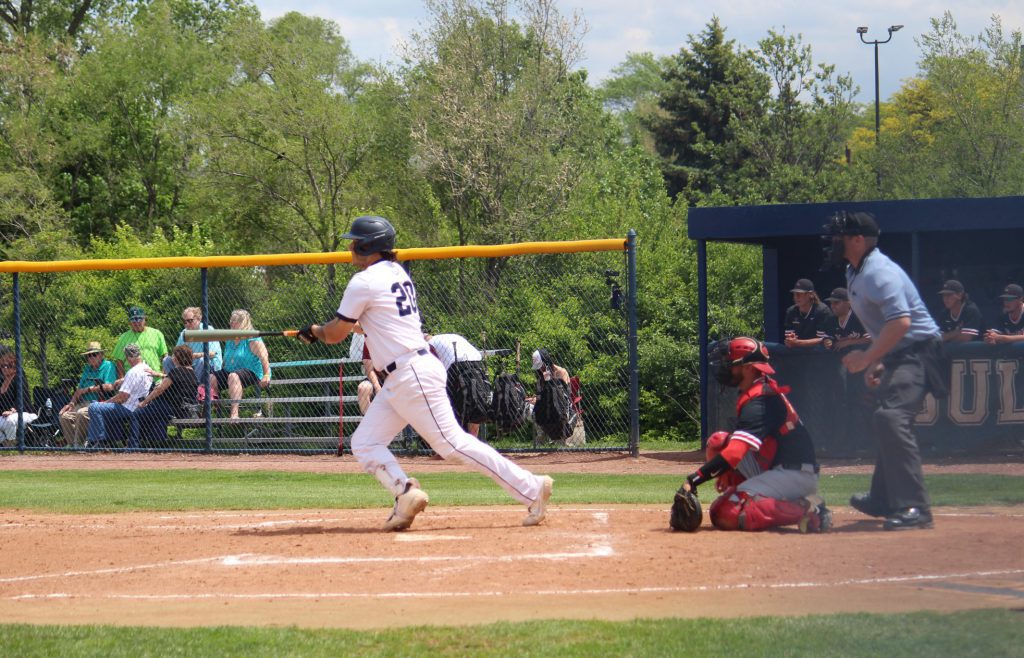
[669,485,703,532]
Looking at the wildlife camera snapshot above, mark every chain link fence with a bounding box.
[1,238,637,454]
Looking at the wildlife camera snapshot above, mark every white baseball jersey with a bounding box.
[428,334,482,370]
[340,257,545,513]
[337,260,428,371]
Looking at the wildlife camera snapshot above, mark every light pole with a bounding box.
[858,24,902,190]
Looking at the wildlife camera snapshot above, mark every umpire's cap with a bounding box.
[342,215,396,256]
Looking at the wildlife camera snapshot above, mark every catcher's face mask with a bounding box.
[709,338,773,387]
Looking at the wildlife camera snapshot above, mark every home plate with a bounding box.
[394,534,471,542]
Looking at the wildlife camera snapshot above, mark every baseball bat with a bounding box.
[183,329,299,341]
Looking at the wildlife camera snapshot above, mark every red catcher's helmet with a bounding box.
[710,337,774,385]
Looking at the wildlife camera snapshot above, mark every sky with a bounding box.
[252,1,1023,104]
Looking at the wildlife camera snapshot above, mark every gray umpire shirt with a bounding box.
[846,248,940,352]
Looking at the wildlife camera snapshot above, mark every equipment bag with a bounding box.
[447,360,492,425]
[491,372,528,432]
[534,369,579,441]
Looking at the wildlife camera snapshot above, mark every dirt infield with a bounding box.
[1,452,1023,629]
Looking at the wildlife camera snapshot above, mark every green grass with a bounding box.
[1,609,1021,656]
[0,470,1021,513]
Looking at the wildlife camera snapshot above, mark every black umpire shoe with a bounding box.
[883,507,934,531]
[849,492,890,518]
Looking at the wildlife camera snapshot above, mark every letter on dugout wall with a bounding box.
[915,358,1024,425]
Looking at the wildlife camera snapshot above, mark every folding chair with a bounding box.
[26,384,73,447]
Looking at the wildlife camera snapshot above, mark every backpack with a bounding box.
[534,368,579,441]
[491,373,528,432]
[447,361,492,425]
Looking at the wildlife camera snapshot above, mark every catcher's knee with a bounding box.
[709,487,743,530]
[704,431,730,461]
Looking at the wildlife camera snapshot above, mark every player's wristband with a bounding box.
[689,454,730,487]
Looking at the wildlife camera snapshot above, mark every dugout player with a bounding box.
[296,216,552,531]
[984,284,1024,345]
[822,287,870,352]
[936,280,983,343]
[783,279,833,349]
[682,337,830,533]
[823,211,946,530]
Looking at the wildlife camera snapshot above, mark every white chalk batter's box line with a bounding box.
[9,568,1024,602]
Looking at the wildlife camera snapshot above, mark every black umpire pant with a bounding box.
[868,338,945,511]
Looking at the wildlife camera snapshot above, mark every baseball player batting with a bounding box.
[296,215,553,531]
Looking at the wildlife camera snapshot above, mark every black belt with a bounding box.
[384,348,429,374]
[780,462,820,474]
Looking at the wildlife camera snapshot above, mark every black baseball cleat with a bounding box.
[883,507,934,531]
[849,492,890,518]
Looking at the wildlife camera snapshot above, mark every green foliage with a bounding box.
[643,18,770,200]
[876,12,1024,198]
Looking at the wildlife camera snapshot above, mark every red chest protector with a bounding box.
[732,376,802,468]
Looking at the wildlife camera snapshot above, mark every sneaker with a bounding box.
[799,500,832,534]
[382,479,429,531]
[883,507,933,531]
[522,475,553,527]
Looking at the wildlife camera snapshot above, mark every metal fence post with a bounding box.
[698,239,708,442]
[13,272,24,452]
[201,268,213,452]
[627,230,640,457]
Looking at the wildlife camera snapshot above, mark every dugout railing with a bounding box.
[1,233,639,455]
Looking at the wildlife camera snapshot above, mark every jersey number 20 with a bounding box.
[391,281,419,317]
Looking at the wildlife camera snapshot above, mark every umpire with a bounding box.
[823,211,946,530]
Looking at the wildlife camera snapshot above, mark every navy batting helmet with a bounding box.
[342,215,396,256]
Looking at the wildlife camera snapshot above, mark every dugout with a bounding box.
[688,196,1024,456]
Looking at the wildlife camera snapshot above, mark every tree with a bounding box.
[725,29,862,203]
[877,12,1024,198]
[51,0,225,241]
[597,51,669,149]
[404,0,596,248]
[642,18,769,201]
[192,12,418,297]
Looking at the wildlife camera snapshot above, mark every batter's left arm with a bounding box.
[312,316,357,345]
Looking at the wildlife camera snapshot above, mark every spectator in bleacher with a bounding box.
[163,307,222,381]
[822,288,871,353]
[133,345,198,447]
[59,341,118,447]
[211,309,271,421]
[426,333,489,437]
[936,280,983,343]
[0,344,37,447]
[86,343,153,449]
[984,283,1024,345]
[783,279,833,349]
[111,306,168,377]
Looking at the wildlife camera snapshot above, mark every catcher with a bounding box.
[671,337,831,533]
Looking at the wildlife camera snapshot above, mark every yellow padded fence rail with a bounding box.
[0,239,627,273]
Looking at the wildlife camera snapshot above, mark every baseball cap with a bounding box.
[531,350,544,371]
[790,279,815,293]
[998,283,1024,300]
[825,287,849,302]
[939,280,965,295]
[128,306,146,321]
[80,341,104,356]
[123,343,142,358]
